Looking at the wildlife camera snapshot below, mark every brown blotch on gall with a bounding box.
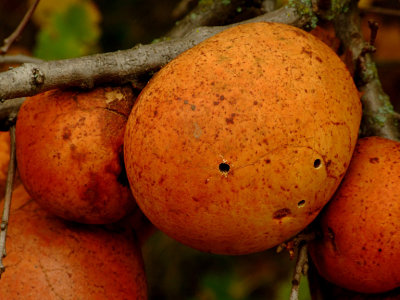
[225,113,236,125]
[63,127,72,140]
[273,208,291,219]
[369,157,379,164]
[301,47,312,58]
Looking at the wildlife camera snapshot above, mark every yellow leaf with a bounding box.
[30,0,100,28]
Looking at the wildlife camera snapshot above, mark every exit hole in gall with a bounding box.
[297,200,306,208]
[314,159,322,169]
[219,163,230,173]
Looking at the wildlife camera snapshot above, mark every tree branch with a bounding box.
[167,0,255,39]
[276,230,316,300]
[0,0,41,54]
[0,6,311,101]
[334,2,400,141]
[0,54,43,65]
[290,242,309,300]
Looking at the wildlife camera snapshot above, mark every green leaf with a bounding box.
[33,1,100,60]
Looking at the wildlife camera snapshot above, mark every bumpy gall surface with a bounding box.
[309,137,400,294]
[124,22,361,254]
[0,185,147,299]
[16,86,136,224]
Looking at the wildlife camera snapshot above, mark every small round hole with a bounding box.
[313,159,321,169]
[219,163,230,173]
[297,200,306,208]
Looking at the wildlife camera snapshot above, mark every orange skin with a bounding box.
[0,185,147,299]
[309,137,400,294]
[124,22,362,255]
[16,86,136,224]
[0,131,10,195]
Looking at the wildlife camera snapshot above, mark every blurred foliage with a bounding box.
[31,0,101,59]
[142,230,311,300]
[95,0,182,51]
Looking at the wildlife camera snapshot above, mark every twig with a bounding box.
[0,6,311,102]
[0,125,17,278]
[167,0,250,38]
[360,6,400,17]
[276,230,315,299]
[262,0,276,13]
[0,54,44,65]
[368,20,379,47]
[0,0,41,54]
[334,2,400,141]
[171,0,197,19]
[392,112,400,120]
[290,242,309,300]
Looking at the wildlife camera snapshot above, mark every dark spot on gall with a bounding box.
[273,208,291,219]
[225,113,236,125]
[301,47,312,58]
[63,127,72,140]
[369,157,379,164]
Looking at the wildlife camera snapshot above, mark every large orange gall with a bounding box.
[124,22,362,255]
[16,86,136,224]
[309,137,400,294]
[0,185,147,299]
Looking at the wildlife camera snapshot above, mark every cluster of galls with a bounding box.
[2,22,398,299]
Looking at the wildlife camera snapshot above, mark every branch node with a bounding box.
[31,68,45,86]
[0,222,6,231]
